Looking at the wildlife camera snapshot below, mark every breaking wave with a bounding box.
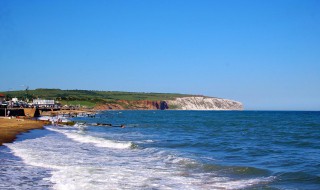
[47,126,133,149]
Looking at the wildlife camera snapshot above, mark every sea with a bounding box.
[0,111,319,190]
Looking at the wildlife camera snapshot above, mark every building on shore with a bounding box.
[33,99,55,108]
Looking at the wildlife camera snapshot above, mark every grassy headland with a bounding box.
[1,88,192,108]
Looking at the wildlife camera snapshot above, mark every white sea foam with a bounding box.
[5,127,274,190]
[47,127,132,149]
[37,116,69,123]
[63,132,132,149]
[212,177,275,189]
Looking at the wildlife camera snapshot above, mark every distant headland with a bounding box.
[0,88,243,111]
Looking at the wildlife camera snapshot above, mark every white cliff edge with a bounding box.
[167,96,243,110]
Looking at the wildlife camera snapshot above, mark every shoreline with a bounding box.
[0,117,49,146]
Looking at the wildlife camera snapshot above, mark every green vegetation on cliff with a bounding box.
[1,88,191,107]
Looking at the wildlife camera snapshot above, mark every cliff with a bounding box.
[94,100,168,110]
[166,96,243,110]
[94,96,242,111]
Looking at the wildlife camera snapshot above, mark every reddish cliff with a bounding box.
[94,100,169,111]
[94,103,124,110]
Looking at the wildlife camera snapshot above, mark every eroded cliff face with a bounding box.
[94,103,124,110]
[94,96,243,111]
[166,96,243,110]
[94,100,168,110]
[117,100,168,110]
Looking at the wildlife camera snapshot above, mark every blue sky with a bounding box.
[0,0,319,110]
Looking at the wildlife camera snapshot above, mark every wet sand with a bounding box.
[0,118,49,146]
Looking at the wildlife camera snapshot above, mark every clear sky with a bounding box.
[0,0,319,110]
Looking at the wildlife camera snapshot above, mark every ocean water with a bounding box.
[1,111,320,190]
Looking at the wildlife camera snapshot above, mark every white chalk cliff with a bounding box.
[167,96,243,110]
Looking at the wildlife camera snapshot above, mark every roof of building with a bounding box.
[0,93,5,97]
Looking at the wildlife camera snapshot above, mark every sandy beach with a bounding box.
[0,117,49,146]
